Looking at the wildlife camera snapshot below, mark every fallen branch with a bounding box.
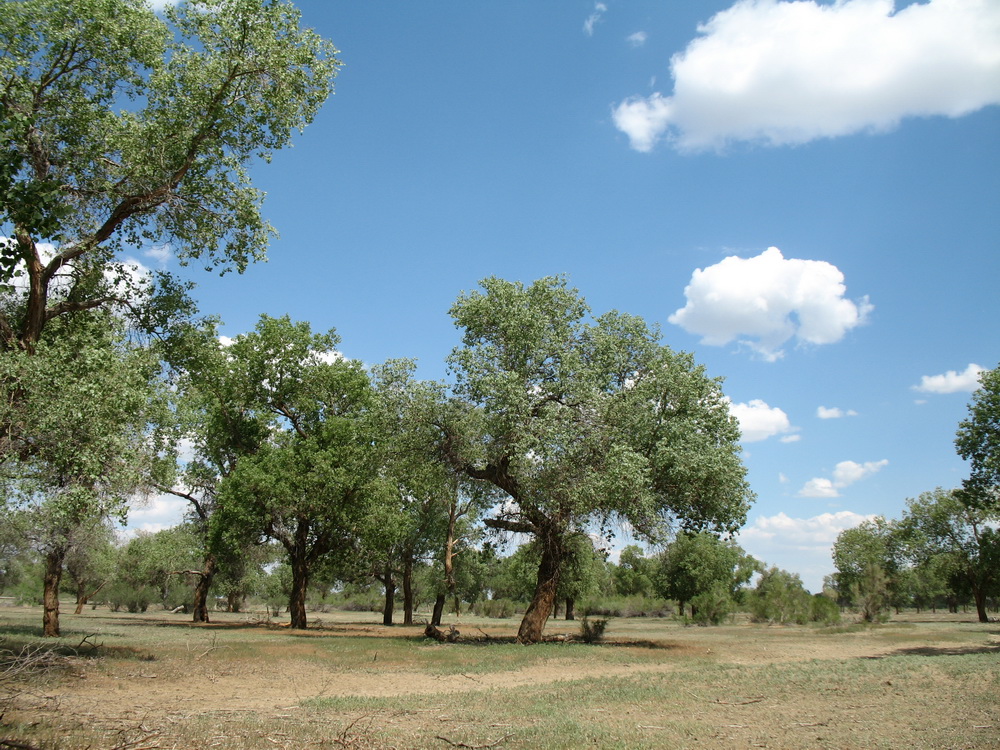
[714,697,765,705]
[435,734,513,749]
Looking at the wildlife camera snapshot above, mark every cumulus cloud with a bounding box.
[817,406,858,419]
[613,0,1000,152]
[740,509,876,591]
[728,398,796,442]
[669,247,872,360]
[627,31,648,48]
[584,3,607,36]
[914,363,985,394]
[123,492,188,537]
[799,458,888,498]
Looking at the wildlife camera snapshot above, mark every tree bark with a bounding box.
[402,554,414,626]
[288,553,310,630]
[43,548,65,637]
[431,593,446,627]
[565,597,575,621]
[192,553,217,623]
[517,531,563,644]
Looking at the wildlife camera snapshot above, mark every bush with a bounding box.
[578,615,609,643]
[690,583,734,626]
[749,568,812,625]
[473,598,516,618]
[580,595,673,618]
[810,593,841,625]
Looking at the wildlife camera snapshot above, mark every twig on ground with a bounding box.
[435,734,513,749]
[713,696,765,705]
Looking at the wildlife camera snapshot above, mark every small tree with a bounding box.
[851,563,890,623]
[749,567,812,625]
[654,531,757,620]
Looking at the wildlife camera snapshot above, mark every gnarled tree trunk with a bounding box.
[381,562,396,626]
[517,531,564,644]
[192,553,217,623]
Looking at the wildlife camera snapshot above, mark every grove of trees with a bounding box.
[1,0,996,641]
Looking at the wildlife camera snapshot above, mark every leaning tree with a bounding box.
[443,276,753,643]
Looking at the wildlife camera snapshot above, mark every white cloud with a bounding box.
[914,363,985,394]
[669,247,872,360]
[144,243,173,267]
[584,3,607,36]
[627,31,648,48]
[739,509,876,591]
[124,492,188,536]
[728,398,796,442]
[799,458,888,497]
[613,0,1000,152]
[817,405,858,419]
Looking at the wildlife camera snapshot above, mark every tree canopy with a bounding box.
[955,364,1000,512]
[0,0,340,350]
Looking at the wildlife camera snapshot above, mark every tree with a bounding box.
[0,314,164,635]
[897,488,1000,623]
[443,276,753,643]
[612,545,655,598]
[212,316,390,629]
[831,517,902,615]
[654,531,758,620]
[0,0,339,352]
[748,567,813,625]
[955,364,1000,512]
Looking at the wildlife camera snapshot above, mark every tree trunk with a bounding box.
[192,553,217,623]
[565,597,575,621]
[288,553,310,630]
[43,548,65,637]
[973,586,988,623]
[431,593,446,627]
[74,580,106,615]
[402,554,414,626]
[517,531,563,644]
[382,562,396,626]
[433,500,459,628]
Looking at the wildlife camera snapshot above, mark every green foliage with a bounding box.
[897,488,1000,622]
[749,567,813,625]
[955,364,1000,512]
[654,530,758,619]
[831,517,901,606]
[612,545,655,598]
[0,0,339,347]
[689,581,734,625]
[810,593,842,625]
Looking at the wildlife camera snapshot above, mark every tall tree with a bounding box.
[955,364,1000,512]
[0,0,339,351]
[211,316,390,629]
[443,276,753,643]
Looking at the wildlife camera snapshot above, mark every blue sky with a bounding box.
[130,0,1000,593]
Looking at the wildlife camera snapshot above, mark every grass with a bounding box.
[0,604,997,748]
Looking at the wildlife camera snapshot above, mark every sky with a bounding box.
[128,0,1000,593]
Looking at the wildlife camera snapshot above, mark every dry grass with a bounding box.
[0,605,996,749]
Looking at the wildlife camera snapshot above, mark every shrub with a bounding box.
[473,598,516,618]
[578,615,609,643]
[690,583,734,626]
[810,593,841,625]
[749,567,812,625]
